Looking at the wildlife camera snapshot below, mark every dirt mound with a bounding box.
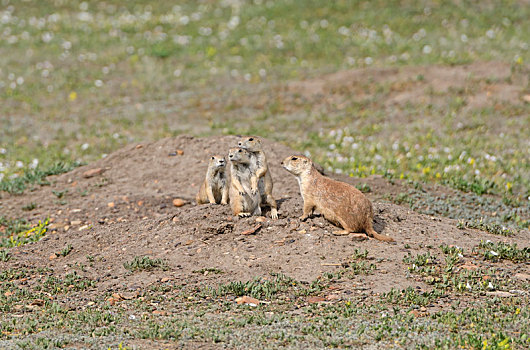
[1,135,528,296]
[288,61,527,110]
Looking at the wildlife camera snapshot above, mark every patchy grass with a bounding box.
[193,267,223,275]
[388,189,528,230]
[474,240,530,263]
[21,202,37,212]
[212,273,295,299]
[59,244,73,257]
[0,266,527,348]
[0,217,49,248]
[457,218,517,236]
[0,161,82,195]
[0,250,10,262]
[123,256,169,272]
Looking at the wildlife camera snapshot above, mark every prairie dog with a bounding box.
[281,155,394,242]
[228,147,261,217]
[237,136,278,219]
[196,155,229,205]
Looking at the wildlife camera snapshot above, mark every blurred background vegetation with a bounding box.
[1,0,528,226]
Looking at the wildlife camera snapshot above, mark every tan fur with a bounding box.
[196,155,229,205]
[281,155,394,242]
[238,136,278,219]
[228,148,261,217]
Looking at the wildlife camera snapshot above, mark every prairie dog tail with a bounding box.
[366,227,395,242]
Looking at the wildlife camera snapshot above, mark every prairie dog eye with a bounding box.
[249,138,254,141]
[211,156,215,160]
[291,156,298,160]
[238,149,242,152]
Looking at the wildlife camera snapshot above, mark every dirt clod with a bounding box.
[307,296,326,304]
[236,296,260,306]
[82,168,105,178]
[172,198,186,207]
[241,224,262,235]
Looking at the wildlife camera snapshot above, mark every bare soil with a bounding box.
[1,135,528,301]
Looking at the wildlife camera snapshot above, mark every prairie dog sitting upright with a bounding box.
[237,136,278,219]
[281,155,394,242]
[228,148,261,217]
[196,155,229,205]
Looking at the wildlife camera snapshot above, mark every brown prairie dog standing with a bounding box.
[228,147,261,217]
[196,155,229,205]
[281,155,394,242]
[237,136,278,219]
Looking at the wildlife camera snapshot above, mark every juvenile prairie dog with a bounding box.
[196,155,229,205]
[228,147,261,217]
[281,155,394,242]
[238,136,278,219]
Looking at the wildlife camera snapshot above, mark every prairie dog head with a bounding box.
[209,155,226,169]
[281,155,312,176]
[228,147,252,164]
[237,136,262,152]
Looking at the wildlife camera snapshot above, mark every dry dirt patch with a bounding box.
[288,61,528,110]
[1,135,528,298]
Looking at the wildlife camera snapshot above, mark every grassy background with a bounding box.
[2,0,528,226]
[1,1,529,348]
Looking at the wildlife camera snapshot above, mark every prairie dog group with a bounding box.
[194,137,392,243]
[195,137,278,219]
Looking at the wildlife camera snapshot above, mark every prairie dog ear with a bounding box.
[303,159,308,164]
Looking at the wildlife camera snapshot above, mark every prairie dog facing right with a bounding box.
[281,155,394,242]
[237,136,278,219]
[196,155,228,205]
[228,147,261,217]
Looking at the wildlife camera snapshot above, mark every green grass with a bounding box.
[388,189,528,230]
[0,0,528,199]
[474,240,530,263]
[457,219,517,236]
[212,273,295,299]
[59,244,73,257]
[0,217,49,248]
[0,250,10,262]
[0,265,527,348]
[123,256,169,272]
[0,161,82,195]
